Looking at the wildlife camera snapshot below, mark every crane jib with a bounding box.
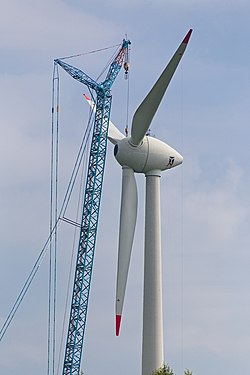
[56,39,131,375]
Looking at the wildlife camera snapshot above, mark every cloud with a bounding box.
[1,1,250,375]
[183,159,249,254]
[0,0,118,52]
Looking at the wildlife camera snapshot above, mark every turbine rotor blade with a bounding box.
[130,29,192,146]
[116,166,138,336]
[83,94,125,144]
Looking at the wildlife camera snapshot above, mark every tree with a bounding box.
[151,364,193,375]
[151,364,174,375]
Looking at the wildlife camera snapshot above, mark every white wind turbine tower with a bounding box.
[85,28,192,375]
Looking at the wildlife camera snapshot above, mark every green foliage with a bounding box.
[151,364,193,375]
[151,364,174,375]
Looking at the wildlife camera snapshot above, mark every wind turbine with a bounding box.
[84,28,192,375]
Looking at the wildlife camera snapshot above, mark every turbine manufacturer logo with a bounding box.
[167,156,175,167]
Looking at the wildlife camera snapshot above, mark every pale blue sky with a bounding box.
[1,1,250,374]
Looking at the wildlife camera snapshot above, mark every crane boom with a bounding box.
[54,59,101,93]
[55,38,131,375]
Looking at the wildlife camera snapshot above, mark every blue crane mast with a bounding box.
[54,38,131,375]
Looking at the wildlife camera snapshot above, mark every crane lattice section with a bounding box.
[55,39,131,375]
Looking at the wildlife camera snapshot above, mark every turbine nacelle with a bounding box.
[114,136,183,174]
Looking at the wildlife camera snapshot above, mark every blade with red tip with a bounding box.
[116,166,138,336]
[130,29,193,146]
[116,315,122,336]
[83,94,125,144]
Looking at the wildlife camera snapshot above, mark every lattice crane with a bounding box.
[54,38,131,375]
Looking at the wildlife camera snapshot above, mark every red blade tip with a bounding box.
[182,29,193,44]
[116,315,121,336]
[83,93,90,101]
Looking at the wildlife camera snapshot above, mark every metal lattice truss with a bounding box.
[55,39,131,375]
[62,93,111,375]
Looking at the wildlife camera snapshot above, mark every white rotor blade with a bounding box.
[130,29,192,146]
[116,166,138,336]
[83,94,125,144]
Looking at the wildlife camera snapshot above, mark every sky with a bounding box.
[1,1,250,374]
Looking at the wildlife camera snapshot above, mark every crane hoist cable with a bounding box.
[124,46,131,137]
[57,43,120,61]
[47,62,60,375]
